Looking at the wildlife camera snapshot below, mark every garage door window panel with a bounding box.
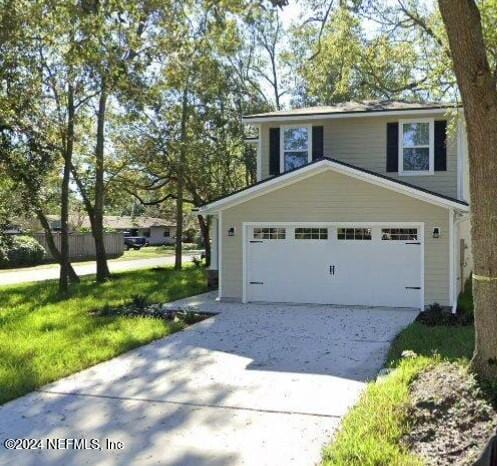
[337,228,372,240]
[295,228,328,240]
[253,227,286,240]
[381,228,418,241]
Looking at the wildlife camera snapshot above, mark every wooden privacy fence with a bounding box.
[32,232,124,260]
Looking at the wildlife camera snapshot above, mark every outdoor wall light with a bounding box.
[432,227,440,239]
[228,227,236,237]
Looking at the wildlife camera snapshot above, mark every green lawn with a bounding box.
[118,245,176,260]
[322,290,475,466]
[0,266,207,404]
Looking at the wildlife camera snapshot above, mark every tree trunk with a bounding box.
[36,210,79,283]
[439,0,497,379]
[175,87,188,271]
[270,50,280,110]
[198,214,210,267]
[93,79,110,282]
[59,83,74,293]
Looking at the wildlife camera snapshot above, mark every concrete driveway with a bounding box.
[0,292,418,466]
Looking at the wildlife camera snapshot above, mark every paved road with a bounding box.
[0,254,198,286]
[0,291,418,466]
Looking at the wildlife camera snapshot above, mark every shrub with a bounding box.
[416,303,458,326]
[0,238,9,266]
[191,255,203,268]
[0,235,46,268]
[130,294,148,309]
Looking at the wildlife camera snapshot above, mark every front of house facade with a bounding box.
[200,101,472,310]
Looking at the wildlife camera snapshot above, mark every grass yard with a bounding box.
[322,288,476,466]
[0,266,207,405]
[118,245,177,261]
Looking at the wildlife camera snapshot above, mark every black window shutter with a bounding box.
[434,120,447,171]
[312,126,324,160]
[269,127,280,175]
[386,122,399,172]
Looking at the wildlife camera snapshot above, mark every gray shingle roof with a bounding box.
[244,100,459,120]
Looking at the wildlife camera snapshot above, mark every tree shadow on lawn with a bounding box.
[0,267,207,404]
[0,267,206,314]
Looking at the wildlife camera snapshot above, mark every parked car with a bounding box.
[123,233,147,251]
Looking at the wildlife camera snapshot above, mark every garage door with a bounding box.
[246,224,422,308]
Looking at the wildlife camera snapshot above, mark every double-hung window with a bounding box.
[399,119,434,175]
[281,126,311,172]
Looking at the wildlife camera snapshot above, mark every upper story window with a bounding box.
[399,119,434,175]
[281,126,311,172]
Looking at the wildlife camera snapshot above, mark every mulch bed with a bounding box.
[415,306,473,326]
[90,303,215,325]
[403,362,497,465]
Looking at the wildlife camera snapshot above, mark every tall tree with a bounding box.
[111,0,265,269]
[249,8,287,109]
[175,86,189,270]
[0,0,83,290]
[438,0,497,380]
[0,123,80,283]
[68,0,167,282]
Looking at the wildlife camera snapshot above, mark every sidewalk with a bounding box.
[0,254,198,286]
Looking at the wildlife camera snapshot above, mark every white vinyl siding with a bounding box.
[220,170,450,306]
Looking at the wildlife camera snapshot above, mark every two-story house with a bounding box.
[199,101,471,311]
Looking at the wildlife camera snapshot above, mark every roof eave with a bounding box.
[243,106,459,124]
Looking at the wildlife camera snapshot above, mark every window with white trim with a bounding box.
[337,228,372,240]
[381,228,418,240]
[399,120,434,175]
[282,127,310,171]
[295,228,328,240]
[253,227,286,240]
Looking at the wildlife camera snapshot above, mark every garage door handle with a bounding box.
[329,265,335,275]
[405,286,421,289]
[250,241,263,243]
[249,281,264,285]
[405,242,421,245]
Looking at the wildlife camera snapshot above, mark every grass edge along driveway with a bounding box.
[321,288,475,466]
[0,266,207,405]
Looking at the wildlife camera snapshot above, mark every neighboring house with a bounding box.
[199,100,472,311]
[46,215,177,246]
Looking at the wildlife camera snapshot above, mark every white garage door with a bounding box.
[246,224,422,308]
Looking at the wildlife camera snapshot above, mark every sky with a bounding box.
[278,0,382,39]
[279,1,301,27]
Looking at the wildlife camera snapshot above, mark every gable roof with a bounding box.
[198,157,469,214]
[243,100,460,123]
